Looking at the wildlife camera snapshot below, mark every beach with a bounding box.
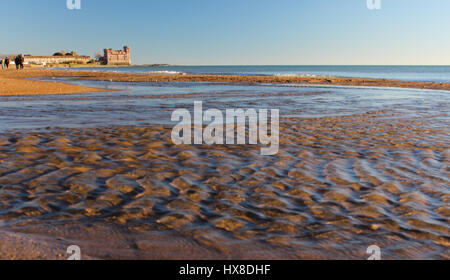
[2,69,450,95]
[0,69,106,96]
[0,69,448,259]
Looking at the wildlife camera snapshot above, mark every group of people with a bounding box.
[0,57,10,69]
[0,54,24,70]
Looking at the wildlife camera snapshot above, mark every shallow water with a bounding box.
[0,78,448,130]
[0,79,448,259]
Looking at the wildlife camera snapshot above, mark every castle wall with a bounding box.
[25,56,91,65]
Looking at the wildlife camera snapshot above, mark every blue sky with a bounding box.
[2,0,450,65]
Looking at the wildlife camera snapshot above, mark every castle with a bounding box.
[21,46,131,66]
[103,46,131,65]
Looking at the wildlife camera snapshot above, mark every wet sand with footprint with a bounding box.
[0,77,448,259]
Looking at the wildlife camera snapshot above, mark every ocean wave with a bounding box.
[274,73,319,78]
[144,70,187,75]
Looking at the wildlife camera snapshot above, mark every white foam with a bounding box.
[144,70,187,75]
[274,73,319,78]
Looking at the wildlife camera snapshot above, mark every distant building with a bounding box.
[103,46,131,65]
[24,55,91,65]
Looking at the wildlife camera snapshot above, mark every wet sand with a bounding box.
[0,69,107,96]
[2,69,450,95]
[0,113,448,259]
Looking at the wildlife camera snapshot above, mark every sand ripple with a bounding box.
[0,112,448,259]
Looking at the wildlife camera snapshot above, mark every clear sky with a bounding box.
[2,0,450,65]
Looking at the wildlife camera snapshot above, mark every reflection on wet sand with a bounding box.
[0,109,448,259]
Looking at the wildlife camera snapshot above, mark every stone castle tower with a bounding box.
[103,46,131,65]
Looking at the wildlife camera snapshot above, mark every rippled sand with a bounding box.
[0,111,448,259]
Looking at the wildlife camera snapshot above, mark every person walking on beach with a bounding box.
[4,57,9,69]
[15,56,19,70]
[0,58,4,69]
[15,55,23,70]
[19,54,25,69]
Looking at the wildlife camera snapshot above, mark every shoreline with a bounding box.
[1,68,450,96]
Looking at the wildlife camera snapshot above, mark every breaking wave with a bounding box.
[274,73,320,78]
[144,70,187,75]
